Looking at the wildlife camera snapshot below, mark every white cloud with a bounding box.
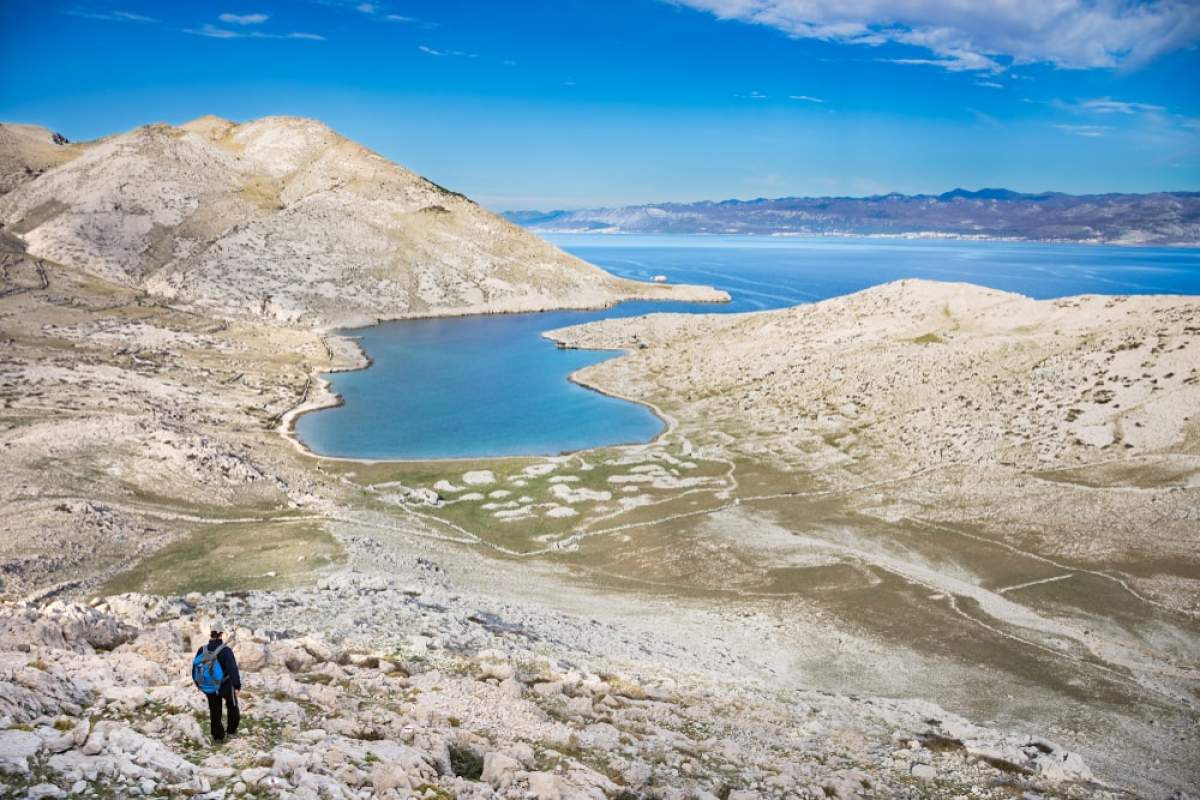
[788,94,824,102]
[670,0,1200,72]
[386,14,415,22]
[976,81,1004,89]
[185,23,325,40]
[187,23,240,39]
[218,13,268,25]
[1081,97,1166,114]
[356,2,377,13]
[1054,123,1108,137]
[113,10,155,22]
[67,9,157,23]
[418,44,476,57]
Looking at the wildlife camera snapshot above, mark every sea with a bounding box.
[293,235,1200,459]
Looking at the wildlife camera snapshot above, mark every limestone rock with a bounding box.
[481,751,520,789]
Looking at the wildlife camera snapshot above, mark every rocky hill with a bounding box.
[505,189,1200,244]
[548,279,1200,487]
[0,117,724,328]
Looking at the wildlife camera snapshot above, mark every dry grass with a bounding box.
[99,519,343,596]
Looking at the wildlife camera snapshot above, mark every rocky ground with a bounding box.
[2,264,1196,798]
[1,584,1111,800]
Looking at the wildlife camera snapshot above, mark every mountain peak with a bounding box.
[179,114,237,140]
[937,187,1024,202]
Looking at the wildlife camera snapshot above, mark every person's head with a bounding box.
[209,622,225,640]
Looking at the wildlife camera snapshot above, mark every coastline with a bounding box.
[277,291,717,465]
[537,228,1200,248]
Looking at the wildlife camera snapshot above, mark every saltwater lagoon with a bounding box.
[293,235,1200,459]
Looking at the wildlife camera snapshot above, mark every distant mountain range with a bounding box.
[504,189,1200,245]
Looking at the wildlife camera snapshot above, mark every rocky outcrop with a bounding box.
[0,591,1109,799]
[0,124,83,197]
[0,116,725,328]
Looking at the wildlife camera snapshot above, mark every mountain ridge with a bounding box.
[504,188,1200,244]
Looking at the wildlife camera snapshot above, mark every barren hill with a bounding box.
[0,116,724,327]
[549,279,1200,603]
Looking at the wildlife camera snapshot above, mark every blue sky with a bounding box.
[1,0,1198,209]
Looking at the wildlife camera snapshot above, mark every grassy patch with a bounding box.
[342,446,734,553]
[911,332,944,345]
[241,176,282,210]
[98,519,343,596]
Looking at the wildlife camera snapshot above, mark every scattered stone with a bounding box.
[462,470,496,486]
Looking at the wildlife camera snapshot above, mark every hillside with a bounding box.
[0,116,724,327]
[541,280,1200,790]
[505,189,1200,244]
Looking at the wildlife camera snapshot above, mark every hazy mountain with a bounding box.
[0,117,723,328]
[505,188,1200,245]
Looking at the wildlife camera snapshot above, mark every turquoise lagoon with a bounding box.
[293,235,1200,459]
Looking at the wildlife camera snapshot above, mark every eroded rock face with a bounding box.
[0,592,1110,799]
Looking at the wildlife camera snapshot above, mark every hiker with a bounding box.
[191,625,242,742]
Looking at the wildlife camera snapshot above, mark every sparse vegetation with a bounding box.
[99,519,343,595]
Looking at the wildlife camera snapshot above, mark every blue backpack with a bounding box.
[192,644,227,695]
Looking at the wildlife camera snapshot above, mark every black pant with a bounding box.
[206,686,240,740]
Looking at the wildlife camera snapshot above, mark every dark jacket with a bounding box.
[193,638,241,692]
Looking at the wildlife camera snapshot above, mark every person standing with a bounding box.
[191,625,242,742]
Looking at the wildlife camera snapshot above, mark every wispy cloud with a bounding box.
[788,94,824,103]
[316,1,438,28]
[67,9,157,23]
[883,53,997,72]
[386,13,437,27]
[1081,97,1166,115]
[977,81,1004,89]
[671,0,1200,72]
[185,22,325,40]
[1054,124,1108,138]
[968,107,1000,127]
[418,44,476,57]
[218,13,268,25]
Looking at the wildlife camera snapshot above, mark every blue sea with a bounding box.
[294,235,1200,460]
